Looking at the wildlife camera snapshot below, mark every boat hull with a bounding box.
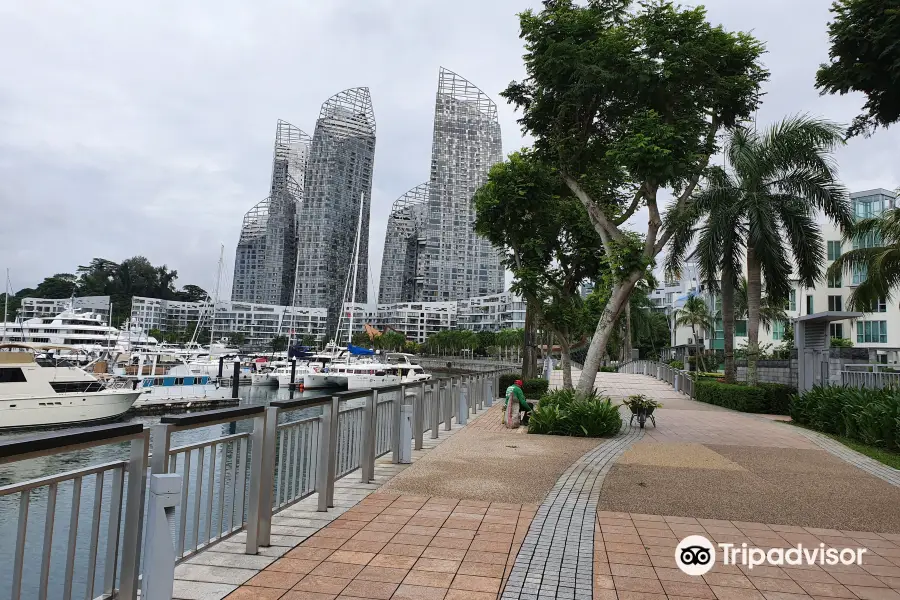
[251,373,278,387]
[0,390,142,429]
[303,373,349,390]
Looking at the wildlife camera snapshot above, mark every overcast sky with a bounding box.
[1,0,897,301]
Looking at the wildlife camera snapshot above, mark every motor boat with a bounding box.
[0,343,141,429]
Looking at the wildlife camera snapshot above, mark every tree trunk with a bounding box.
[691,324,699,372]
[746,247,762,386]
[624,303,633,361]
[722,271,736,383]
[523,300,538,378]
[559,337,572,390]
[576,273,642,396]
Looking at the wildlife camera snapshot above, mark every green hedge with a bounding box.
[522,379,549,399]
[498,374,548,399]
[528,389,622,437]
[791,386,900,452]
[696,381,767,412]
[694,381,794,415]
[600,366,618,373]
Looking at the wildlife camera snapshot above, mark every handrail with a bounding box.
[268,396,332,410]
[159,405,265,429]
[0,422,144,462]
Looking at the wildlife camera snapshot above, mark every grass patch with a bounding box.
[787,422,900,470]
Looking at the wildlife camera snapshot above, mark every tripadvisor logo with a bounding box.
[675,535,868,575]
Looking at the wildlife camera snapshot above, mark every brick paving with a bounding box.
[500,423,644,600]
[785,426,900,489]
[592,511,900,600]
[225,493,536,600]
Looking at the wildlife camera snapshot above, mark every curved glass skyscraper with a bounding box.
[379,68,503,304]
[232,120,310,305]
[294,87,376,335]
[379,182,429,304]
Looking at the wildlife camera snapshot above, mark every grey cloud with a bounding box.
[0,0,896,298]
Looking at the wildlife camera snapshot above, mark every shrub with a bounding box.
[599,366,618,373]
[528,389,622,437]
[522,378,549,399]
[668,360,684,369]
[791,386,900,451]
[756,383,796,415]
[499,373,520,392]
[695,381,767,412]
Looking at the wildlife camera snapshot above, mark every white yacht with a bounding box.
[0,344,141,429]
[0,308,158,353]
[304,359,430,390]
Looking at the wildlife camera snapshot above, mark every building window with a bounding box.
[852,265,868,285]
[735,320,747,337]
[789,289,796,312]
[827,271,842,288]
[857,320,887,344]
[826,241,842,261]
[830,323,844,339]
[772,320,785,341]
[827,295,843,312]
[876,298,887,313]
[806,295,814,315]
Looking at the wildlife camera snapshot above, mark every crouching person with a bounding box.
[503,379,533,427]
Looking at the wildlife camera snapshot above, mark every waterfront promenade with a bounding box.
[187,371,900,600]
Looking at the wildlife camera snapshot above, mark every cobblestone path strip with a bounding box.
[790,425,900,488]
[500,423,644,600]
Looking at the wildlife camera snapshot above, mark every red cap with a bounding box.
[515,379,523,386]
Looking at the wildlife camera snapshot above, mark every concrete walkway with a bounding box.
[213,370,900,600]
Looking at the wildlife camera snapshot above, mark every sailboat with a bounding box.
[303,194,403,390]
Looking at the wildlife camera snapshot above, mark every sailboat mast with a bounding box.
[347,193,365,348]
[211,244,224,345]
[2,268,8,342]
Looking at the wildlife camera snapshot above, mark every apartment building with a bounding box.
[19,296,111,321]
[456,293,526,332]
[657,189,900,364]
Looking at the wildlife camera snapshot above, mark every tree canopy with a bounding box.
[816,0,900,136]
[501,0,768,394]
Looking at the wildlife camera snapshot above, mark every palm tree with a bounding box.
[666,115,852,385]
[829,208,900,311]
[675,295,713,372]
[733,277,789,333]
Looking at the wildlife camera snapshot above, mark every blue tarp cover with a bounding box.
[348,344,375,355]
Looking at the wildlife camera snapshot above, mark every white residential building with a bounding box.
[457,293,526,332]
[657,188,900,364]
[213,301,327,348]
[130,297,204,333]
[19,296,111,321]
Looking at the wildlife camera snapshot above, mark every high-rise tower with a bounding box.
[294,88,376,335]
[420,68,503,301]
[232,120,310,305]
[378,183,428,304]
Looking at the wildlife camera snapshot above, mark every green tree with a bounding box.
[667,117,852,385]
[33,274,78,298]
[816,0,900,137]
[675,296,714,372]
[502,0,767,395]
[230,332,247,346]
[271,335,288,353]
[474,150,603,388]
[351,331,373,348]
[177,284,209,302]
[148,328,164,342]
[376,331,406,352]
[829,208,900,310]
[300,334,319,348]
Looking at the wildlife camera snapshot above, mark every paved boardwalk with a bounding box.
[213,370,900,600]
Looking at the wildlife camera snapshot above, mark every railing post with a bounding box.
[361,390,376,483]
[443,379,452,431]
[392,386,404,464]
[256,407,278,547]
[326,395,340,508]
[142,473,181,600]
[414,383,424,450]
[430,382,440,439]
[149,423,172,475]
[399,404,413,464]
[245,412,267,552]
[316,398,334,512]
[485,373,493,408]
[118,428,150,600]
[674,373,681,392]
[458,377,469,426]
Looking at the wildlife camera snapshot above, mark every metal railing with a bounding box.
[617,359,696,399]
[0,423,149,600]
[0,367,514,599]
[840,370,900,389]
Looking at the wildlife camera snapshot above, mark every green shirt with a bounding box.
[504,385,530,412]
